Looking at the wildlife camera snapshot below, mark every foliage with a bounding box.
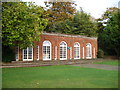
[49,19,73,34]
[97,7,119,26]
[97,49,104,58]
[97,7,120,57]
[97,22,105,48]
[101,7,118,19]
[72,11,98,37]
[2,2,48,49]
[49,10,98,37]
[2,45,15,62]
[3,65,118,88]
[44,1,76,32]
[103,12,120,57]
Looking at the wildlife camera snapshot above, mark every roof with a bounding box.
[42,32,97,40]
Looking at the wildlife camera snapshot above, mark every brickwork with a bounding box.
[18,33,97,61]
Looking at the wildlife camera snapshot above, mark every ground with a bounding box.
[94,60,120,66]
[2,60,119,88]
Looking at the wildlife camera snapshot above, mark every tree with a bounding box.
[97,7,119,26]
[97,7,120,57]
[49,19,73,34]
[102,7,118,19]
[97,22,105,51]
[72,10,98,37]
[44,1,76,32]
[2,2,48,49]
[48,10,98,37]
[102,12,120,57]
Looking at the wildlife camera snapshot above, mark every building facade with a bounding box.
[16,33,98,61]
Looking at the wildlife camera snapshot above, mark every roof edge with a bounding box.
[42,32,97,40]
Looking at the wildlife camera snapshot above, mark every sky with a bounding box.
[22,0,120,19]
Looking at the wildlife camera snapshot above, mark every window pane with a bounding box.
[28,48,32,59]
[43,41,51,60]
[86,44,92,58]
[74,43,80,59]
[60,42,67,59]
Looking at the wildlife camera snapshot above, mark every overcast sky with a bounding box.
[22,0,119,19]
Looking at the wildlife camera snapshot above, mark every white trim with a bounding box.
[36,45,39,60]
[82,47,84,59]
[16,46,19,61]
[42,40,51,61]
[70,47,72,59]
[86,43,92,59]
[23,47,33,61]
[60,41,67,60]
[74,42,80,59]
[55,46,57,60]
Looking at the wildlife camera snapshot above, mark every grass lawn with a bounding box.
[94,60,120,66]
[2,65,119,88]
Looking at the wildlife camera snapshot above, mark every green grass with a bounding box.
[94,60,120,66]
[2,65,119,88]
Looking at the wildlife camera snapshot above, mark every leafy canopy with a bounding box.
[49,10,98,37]
[97,7,120,57]
[103,11,120,57]
[2,2,48,49]
[44,1,76,32]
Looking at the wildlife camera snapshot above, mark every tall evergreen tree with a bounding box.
[72,11,98,37]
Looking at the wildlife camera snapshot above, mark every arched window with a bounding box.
[86,43,92,59]
[43,41,51,60]
[60,41,67,60]
[23,47,33,61]
[74,42,80,59]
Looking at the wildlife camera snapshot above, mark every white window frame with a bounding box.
[16,46,19,61]
[60,41,67,60]
[23,47,33,61]
[42,40,51,60]
[86,43,92,59]
[36,45,39,60]
[74,42,80,59]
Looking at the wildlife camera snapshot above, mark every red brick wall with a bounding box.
[18,33,98,61]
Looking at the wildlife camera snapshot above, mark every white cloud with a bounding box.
[76,0,119,18]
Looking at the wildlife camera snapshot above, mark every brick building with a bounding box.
[15,32,98,61]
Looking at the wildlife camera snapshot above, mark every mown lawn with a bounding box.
[2,65,119,88]
[94,60,120,66]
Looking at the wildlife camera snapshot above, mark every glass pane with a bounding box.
[28,48,32,59]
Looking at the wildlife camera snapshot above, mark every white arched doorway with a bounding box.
[86,43,92,59]
[43,40,51,60]
[60,41,67,60]
[74,42,80,59]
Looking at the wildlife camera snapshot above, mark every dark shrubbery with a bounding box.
[97,49,104,58]
[2,45,15,62]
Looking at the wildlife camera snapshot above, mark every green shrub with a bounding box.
[2,45,15,62]
[97,49,104,58]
